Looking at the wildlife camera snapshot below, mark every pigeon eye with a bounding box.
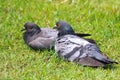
[30,27,33,29]
[56,24,58,26]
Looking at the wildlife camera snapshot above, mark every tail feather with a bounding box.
[103,54,118,64]
[101,58,118,64]
[75,33,91,37]
[84,38,97,44]
[95,54,118,64]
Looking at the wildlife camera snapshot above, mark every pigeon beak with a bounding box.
[53,26,57,29]
[21,28,26,31]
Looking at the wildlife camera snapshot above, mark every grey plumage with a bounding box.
[22,22,58,50]
[54,21,118,67]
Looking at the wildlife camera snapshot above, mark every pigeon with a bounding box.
[21,22,92,50]
[21,22,58,50]
[54,21,118,67]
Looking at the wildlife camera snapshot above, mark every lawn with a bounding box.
[0,0,120,80]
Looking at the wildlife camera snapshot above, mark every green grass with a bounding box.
[0,0,120,80]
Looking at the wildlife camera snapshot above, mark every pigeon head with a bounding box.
[21,22,41,33]
[53,21,75,37]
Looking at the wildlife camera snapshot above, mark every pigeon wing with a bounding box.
[29,37,55,50]
[55,35,89,61]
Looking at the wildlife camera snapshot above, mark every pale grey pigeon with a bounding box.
[54,21,118,67]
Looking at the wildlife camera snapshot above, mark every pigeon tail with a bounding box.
[99,58,118,64]
[75,33,91,37]
[84,38,97,44]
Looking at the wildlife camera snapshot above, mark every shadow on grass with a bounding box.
[103,64,118,70]
[82,64,118,70]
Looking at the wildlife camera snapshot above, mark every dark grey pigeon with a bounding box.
[54,21,118,67]
[21,22,58,50]
[21,22,93,50]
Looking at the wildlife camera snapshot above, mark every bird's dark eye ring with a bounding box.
[30,26,33,29]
